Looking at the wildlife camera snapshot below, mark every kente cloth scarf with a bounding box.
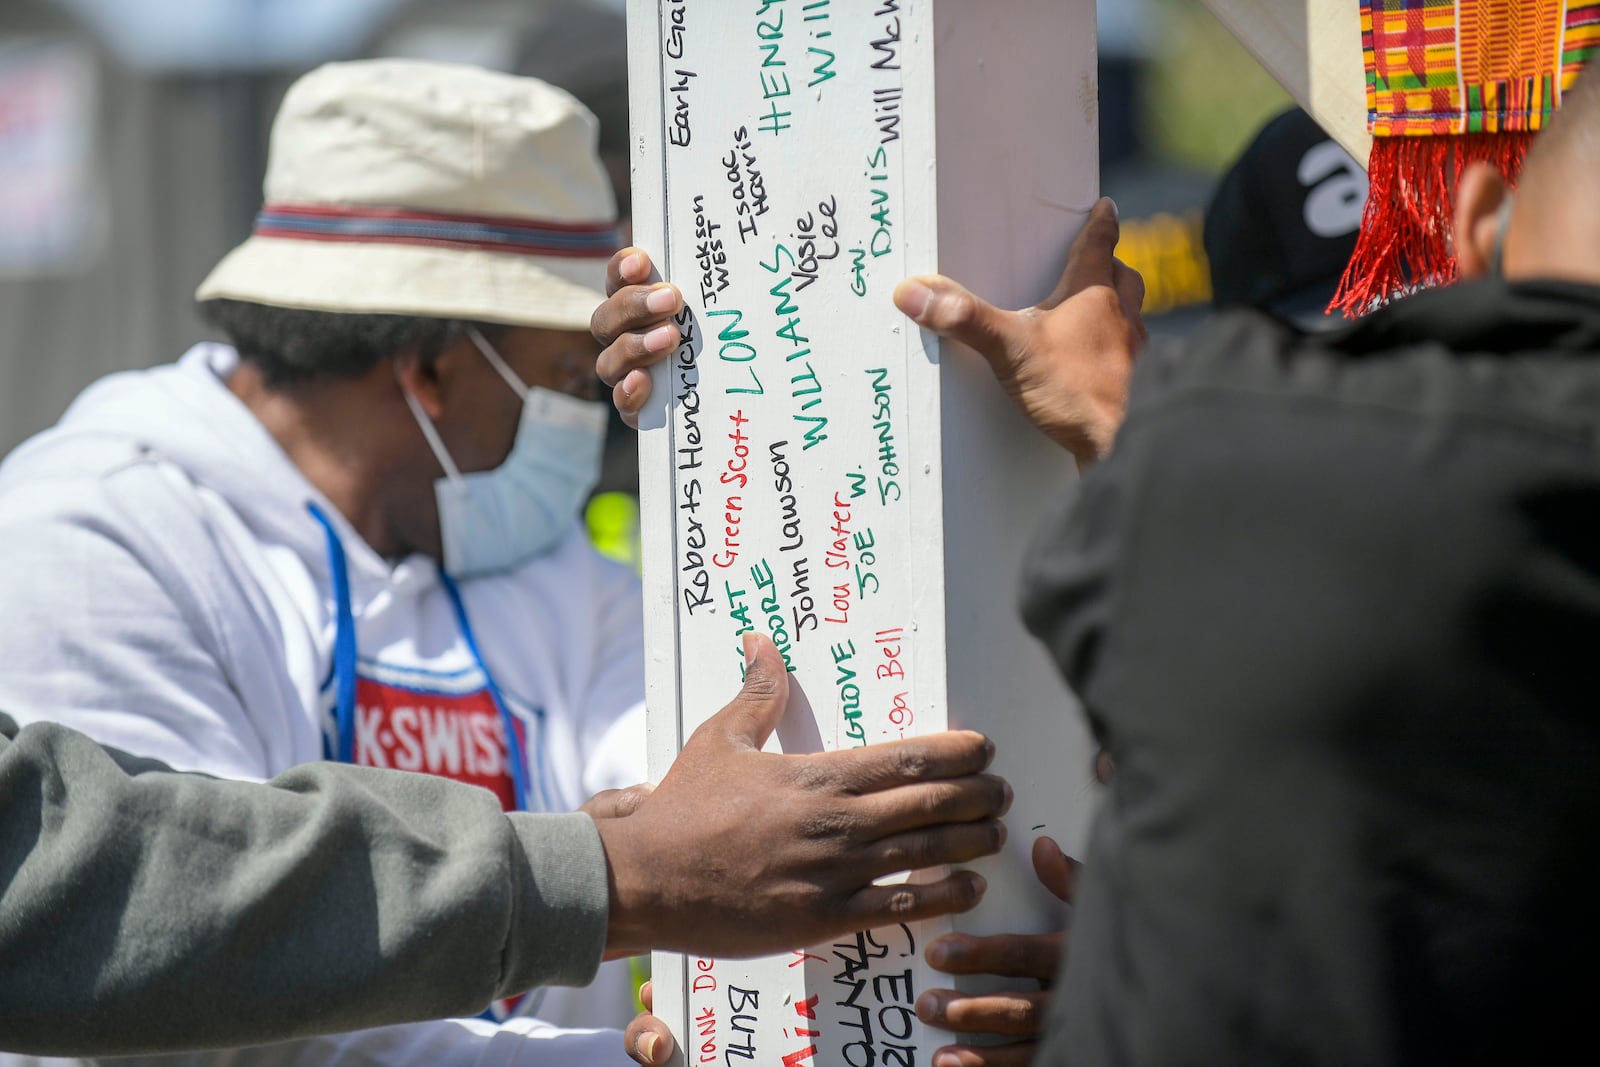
[1334,0,1600,315]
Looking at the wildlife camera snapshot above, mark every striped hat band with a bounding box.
[254,203,621,260]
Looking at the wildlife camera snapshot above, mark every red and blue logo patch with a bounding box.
[340,661,528,812]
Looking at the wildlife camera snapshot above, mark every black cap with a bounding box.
[1204,107,1369,327]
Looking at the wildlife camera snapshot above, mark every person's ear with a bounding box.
[394,338,457,421]
[1455,162,1512,280]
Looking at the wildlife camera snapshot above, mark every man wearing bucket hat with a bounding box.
[0,59,1008,1065]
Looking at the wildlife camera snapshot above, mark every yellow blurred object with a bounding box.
[1115,211,1212,316]
[630,955,650,1012]
[586,491,642,574]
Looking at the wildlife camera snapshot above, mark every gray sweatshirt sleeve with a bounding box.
[0,711,610,1057]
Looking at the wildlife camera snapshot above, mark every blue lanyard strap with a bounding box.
[438,570,532,814]
[307,503,531,813]
[308,503,358,765]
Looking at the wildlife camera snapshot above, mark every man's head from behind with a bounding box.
[196,59,618,571]
[1456,69,1600,286]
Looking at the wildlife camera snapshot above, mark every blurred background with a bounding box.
[0,0,1295,560]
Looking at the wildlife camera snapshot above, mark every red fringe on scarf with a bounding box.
[1330,131,1532,318]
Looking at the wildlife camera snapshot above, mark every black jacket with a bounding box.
[1026,280,1600,1066]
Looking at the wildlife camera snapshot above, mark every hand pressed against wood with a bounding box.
[595,633,1010,963]
[592,198,1147,464]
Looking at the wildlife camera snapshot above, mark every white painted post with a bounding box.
[628,2,1100,1062]
[1197,0,1370,162]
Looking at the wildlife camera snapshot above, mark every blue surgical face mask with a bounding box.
[403,326,608,578]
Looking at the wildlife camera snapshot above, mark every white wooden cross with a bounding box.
[629,2,1100,1061]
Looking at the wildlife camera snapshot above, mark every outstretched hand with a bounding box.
[916,836,1080,1067]
[894,198,1146,468]
[595,632,1011,961]
[592,199,1144,459]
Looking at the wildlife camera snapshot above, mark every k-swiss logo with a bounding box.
[350,672,525,811]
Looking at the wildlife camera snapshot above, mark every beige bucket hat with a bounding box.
[197,58,619,331]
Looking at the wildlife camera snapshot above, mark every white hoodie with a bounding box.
[0,345,647,1067]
